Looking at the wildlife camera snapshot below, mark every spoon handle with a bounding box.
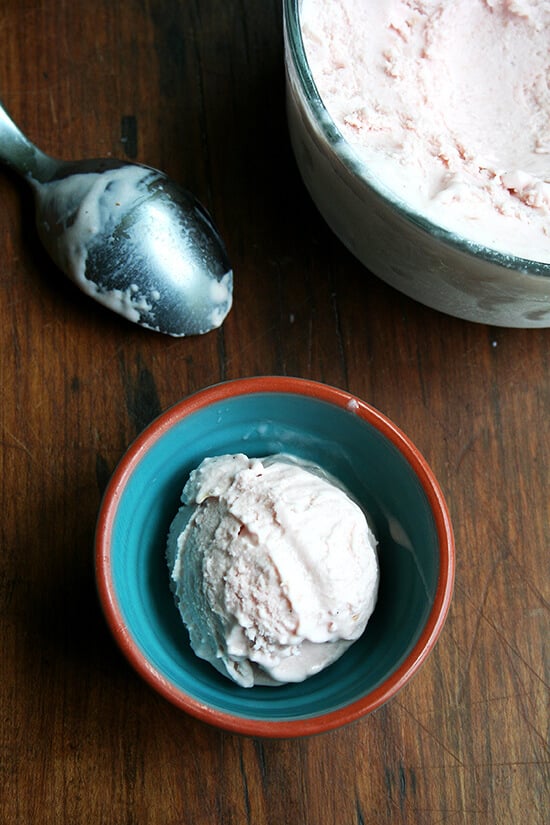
[0,100,59,182]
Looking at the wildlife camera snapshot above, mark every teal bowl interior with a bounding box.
[96,378,453,736]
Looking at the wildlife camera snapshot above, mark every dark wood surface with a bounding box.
[1,2,548,823]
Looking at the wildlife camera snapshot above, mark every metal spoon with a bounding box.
[0,100,232,336]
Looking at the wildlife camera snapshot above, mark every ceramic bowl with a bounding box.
[95,376,454,737]
[283,0,550,328]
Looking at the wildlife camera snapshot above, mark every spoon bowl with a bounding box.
[0,101,232,336]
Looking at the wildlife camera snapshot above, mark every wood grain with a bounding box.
[0,2,548,823]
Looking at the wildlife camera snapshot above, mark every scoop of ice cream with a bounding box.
[166,453,379,687]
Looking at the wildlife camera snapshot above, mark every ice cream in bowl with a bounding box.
[284,0,550,327]
[95,376,454,737]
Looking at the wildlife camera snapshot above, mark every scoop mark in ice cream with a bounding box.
[301,0,550,262]
[166,453,379,687]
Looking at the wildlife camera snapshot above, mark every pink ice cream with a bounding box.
[166,453,379,687]
[301,0,550,262]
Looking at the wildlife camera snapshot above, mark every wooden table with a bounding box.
[1,2,548,822]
